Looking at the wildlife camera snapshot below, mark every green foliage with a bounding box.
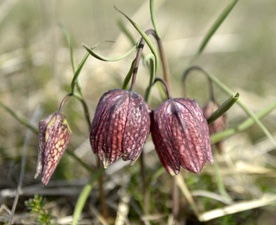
[25,195,54,225]
[1,0,276,224]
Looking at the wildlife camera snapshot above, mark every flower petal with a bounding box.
[122,92,151,165]
[41,113,72,186]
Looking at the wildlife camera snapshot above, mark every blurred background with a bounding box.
[0,0,276,224]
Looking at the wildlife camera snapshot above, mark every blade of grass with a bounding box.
[70,53,89,94]
[72,168,104,225]
[144,53,156,102]
[213,160,232,203]
[207,93,239,125]
[190,0,239,65]
[83,43,138,62]
[0,102,38,134]
[117,19,136,46]
[122,59,136,90]
[114,6,159,69]
[150,0,160,37]
[211,100,276,144]
[59,24,76,73]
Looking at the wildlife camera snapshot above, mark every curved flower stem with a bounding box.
[156,35,171,89]
[172,176,179,219]
[128,28,171,91]
[153,77,172,99]
[97,160,108,218]
[129,29,158,91]
[57,92,91,131]
[149,0,171,87]
[58,93,73,112]
[183,66,214,99]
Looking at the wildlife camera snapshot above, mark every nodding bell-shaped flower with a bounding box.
[90,89,151,168]
[151,98,213,175]
[35,111,72,186]
[203,100,227,152]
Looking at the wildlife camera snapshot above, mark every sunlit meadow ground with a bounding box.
[0,0,276,224]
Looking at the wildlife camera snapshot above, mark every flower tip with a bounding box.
[101,157,110,169]
[191,168,201,174]
[34,163,42,180]
[34,173,39,180]
[208,155,214,164]
[166,166,179,176]
[41,177,50,186]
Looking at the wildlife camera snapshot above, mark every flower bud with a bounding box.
[203,100,227,152]
[151,98,213,175]
[90,89,151,168]
[35,112,72,186]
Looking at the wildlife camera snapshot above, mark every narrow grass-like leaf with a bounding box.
[207,93,239,125]
[0,102,38,134]
[114,6,159,69]
[72,168,104,225]
[144,54,156,102]
[150,0,160,37]
[83,43,138,62]
[117,19,136,45]
[59,24,76,73]
[70,53,89,94]
[191,0,239,64]
[122,59,136,90]
[184,66,276,148]
[213,160,232,202]
[211,101,276,144]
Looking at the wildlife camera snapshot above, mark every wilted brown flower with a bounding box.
[35,112,72,186]
[203,100,227,152]
[151,98,213,175]
[90,89,151,168]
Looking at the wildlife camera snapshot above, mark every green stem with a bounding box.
[156,36,171,89]
[150,0,160,37]
[72,168,105,225]
[58,93,73,112]
[153,77,172,99]
[213,159,232,202]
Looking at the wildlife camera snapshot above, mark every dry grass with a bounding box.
[0,0,276,224]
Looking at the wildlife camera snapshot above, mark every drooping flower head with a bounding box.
[35,111,72,186]
[151,78,213,175]
[90,89,151,168]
